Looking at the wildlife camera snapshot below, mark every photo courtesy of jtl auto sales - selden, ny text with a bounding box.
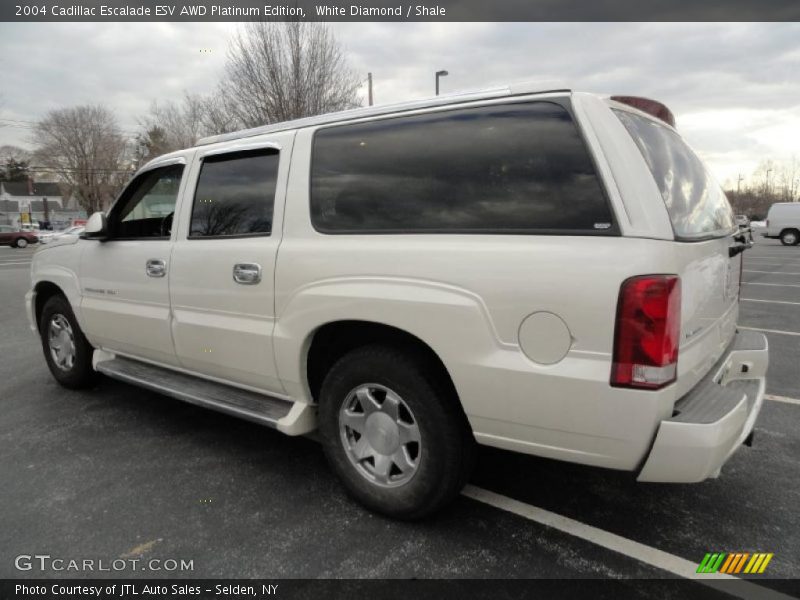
[1,1,799,599]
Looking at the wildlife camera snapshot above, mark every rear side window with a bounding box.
[615,110,735,240]
[190,149,279,238]
[310,102,613,234]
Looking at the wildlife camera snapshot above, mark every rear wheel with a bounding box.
[780,229,799,246]
[15,237,28,249]
[39,295,97,389]
[318,344,474,519]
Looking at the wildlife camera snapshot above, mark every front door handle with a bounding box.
[146,259,167,278]
[233,263,262,285]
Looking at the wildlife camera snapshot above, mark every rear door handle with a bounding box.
[233,263,262,285]
[146,259,167,278]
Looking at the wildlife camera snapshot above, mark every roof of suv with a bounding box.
[196,82,572,147]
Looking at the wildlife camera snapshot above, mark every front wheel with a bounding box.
[780,229,799,246]
[15,237,28,248]
[318,344,474,519]
[39,295,97,389]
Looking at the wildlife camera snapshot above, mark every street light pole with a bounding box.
[435,70,449,96]
[766,168,773,197]
[367,72,373,106]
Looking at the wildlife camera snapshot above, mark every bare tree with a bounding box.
[219,21,362,129]
[200,92,242,136]
[0,145,31,163]
[32,105,131,213]
[776,156,799,202]
[138,92,208,158]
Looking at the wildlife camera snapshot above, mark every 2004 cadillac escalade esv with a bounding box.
[26,85,768,519]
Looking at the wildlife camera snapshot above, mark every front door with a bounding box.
[169,134,294,394]
[79,157,190,366]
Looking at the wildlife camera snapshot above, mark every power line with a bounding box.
[23,165,134,174]
[0,118,140,136]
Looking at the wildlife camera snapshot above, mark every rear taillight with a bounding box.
[611,275,681,390]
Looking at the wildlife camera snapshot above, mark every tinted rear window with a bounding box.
[615,110,735,240]
[310,102,613,234]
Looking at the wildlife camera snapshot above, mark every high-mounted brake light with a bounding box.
[611,275,681,390]
[610,96,676,128]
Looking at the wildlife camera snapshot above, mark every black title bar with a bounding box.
[3,0,800,22]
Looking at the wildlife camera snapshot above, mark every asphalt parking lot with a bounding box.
[1,236,798,597]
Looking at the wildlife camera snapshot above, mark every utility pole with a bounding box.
[737,174,744,196]
[367,72,373,107]
[766,168,773,197]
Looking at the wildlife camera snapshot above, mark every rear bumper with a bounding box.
[637,330,768,483]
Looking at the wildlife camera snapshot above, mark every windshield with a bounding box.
[615,110,735,240]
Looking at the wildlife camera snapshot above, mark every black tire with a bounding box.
[39,294,97,389]
[14,237,28,249]
[780,229,799,246]
[318,344,474,519]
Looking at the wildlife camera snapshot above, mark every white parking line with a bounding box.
[747,258,800,263]
[463,486,794,600]
[743,282,800,288]
[739,325,800,336]
[742,298,800,306]
[744,270,800,275]
[765,394,800,407]
[744,256,792,265]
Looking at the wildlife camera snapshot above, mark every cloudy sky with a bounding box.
[0,22,798,187]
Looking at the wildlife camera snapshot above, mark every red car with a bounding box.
[0,225,39,248]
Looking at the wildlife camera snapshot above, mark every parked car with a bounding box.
[763,203,800,245]
[0,225,39,248]
[26,85,768,518]
[40,225,85,244]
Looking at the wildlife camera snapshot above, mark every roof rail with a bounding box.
[196,82,572,146]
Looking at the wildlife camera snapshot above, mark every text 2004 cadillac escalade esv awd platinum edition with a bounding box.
[26,85,767,519]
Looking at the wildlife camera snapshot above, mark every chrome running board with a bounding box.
[95,356,294,429]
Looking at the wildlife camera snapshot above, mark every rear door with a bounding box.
[614,109,740,394]
[168,133,294,394]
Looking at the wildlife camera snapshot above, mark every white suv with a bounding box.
[26,85,767,518]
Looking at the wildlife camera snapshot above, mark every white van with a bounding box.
[27,85,768,518]
[763,202,800,245]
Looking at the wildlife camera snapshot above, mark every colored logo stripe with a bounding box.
[697,553,726,573]
[697,552,774,574]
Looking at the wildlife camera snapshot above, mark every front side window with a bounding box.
[189,149,279,238]
[310,101,613,234]
[615,110,735,240]
[112,164,184,239]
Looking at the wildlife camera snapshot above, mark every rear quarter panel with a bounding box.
[274,119,689,471]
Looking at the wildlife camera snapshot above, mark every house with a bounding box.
[0,181,86,229]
